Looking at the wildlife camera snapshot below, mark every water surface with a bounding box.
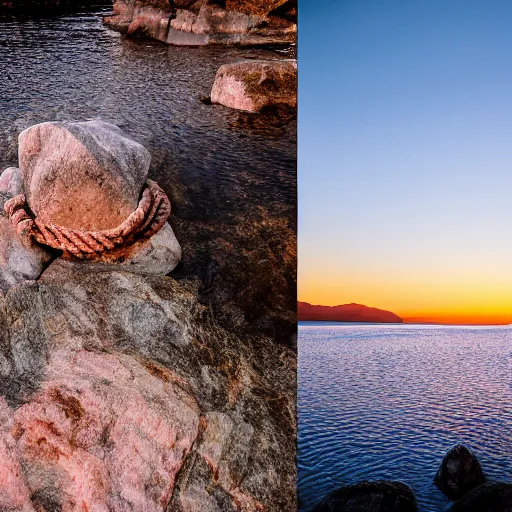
[298,322,512,511]
[0,8,296,343]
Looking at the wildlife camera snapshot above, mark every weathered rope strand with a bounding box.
[4,179,171,259]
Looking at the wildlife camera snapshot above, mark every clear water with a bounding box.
[0,8,296,342]
[298,322,512,511]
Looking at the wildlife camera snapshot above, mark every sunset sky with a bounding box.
[299,1,512,324]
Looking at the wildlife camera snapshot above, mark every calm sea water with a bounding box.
[298,322,512,511]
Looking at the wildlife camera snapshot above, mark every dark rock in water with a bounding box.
[312,481,418,512]
[434,444,487,500]
[445,482,512,512]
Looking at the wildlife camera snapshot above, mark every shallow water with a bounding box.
[298,322,512,511]
[0,8,297,342]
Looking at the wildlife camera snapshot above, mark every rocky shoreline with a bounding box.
[103,0,296,47]
[311,444,512,512]
[0,121,296,511]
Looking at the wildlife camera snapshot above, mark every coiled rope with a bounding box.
[4,179,171,259]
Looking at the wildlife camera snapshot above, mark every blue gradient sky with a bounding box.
[298,1,512,322]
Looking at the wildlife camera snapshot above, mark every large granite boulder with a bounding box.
[445,482,512,512]
[19,120,150,231]
[0,260,296,511]
[312,481,418,512]
[3,120,181,279]
[211,60,297,112]
[434,444,486,500]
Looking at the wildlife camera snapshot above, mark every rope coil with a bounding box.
[4,179,171,259]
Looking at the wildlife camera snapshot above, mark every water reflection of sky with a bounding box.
[298,323,512,512]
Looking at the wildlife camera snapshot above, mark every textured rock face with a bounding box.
[434,444,486,500]
[103,0,297,46]
[18,120,151,231]
[312,481,418,512]
[446,483,512,512]
[0,262,296,511]
[211,60,297,112]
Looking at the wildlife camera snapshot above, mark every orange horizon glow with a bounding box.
[298,268,512,326]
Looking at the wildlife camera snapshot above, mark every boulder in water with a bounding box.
[312,481,419,512]
[3,120,181,279]
[434,444,486,500]
[211,60,297,113]
[445,482,512,511]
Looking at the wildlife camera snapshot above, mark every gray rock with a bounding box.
[445,482,512,512]
[18,120,151,230]
[312,481,418,512]
[434,444,486,500]
[0,167,52,293]
[0,167,23,207]
[211,60,297,112]
[58,222,182,275]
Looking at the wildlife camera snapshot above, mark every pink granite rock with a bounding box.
[18,120,151,231]
[104,0,296,46]
[11,350,200,512]
[211,60,297,112]
[0,266,296,512]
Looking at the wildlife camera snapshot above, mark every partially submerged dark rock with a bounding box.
[445,482,512,512]
[434,444,486,500]
[312,481,418,512]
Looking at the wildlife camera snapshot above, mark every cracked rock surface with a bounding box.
[0,260,296,511]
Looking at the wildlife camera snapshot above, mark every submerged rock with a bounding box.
[445,482,512,511]
[312,481,418,512]
[434,444,486,500]
[0,262,296,510]
[211,60,297,113]
[103,0,296,47]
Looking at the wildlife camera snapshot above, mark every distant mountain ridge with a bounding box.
[298,301,403,323]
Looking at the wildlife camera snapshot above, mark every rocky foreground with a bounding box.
[0,121,296,511]
[311,444,512,512]
[103,0,296,46]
